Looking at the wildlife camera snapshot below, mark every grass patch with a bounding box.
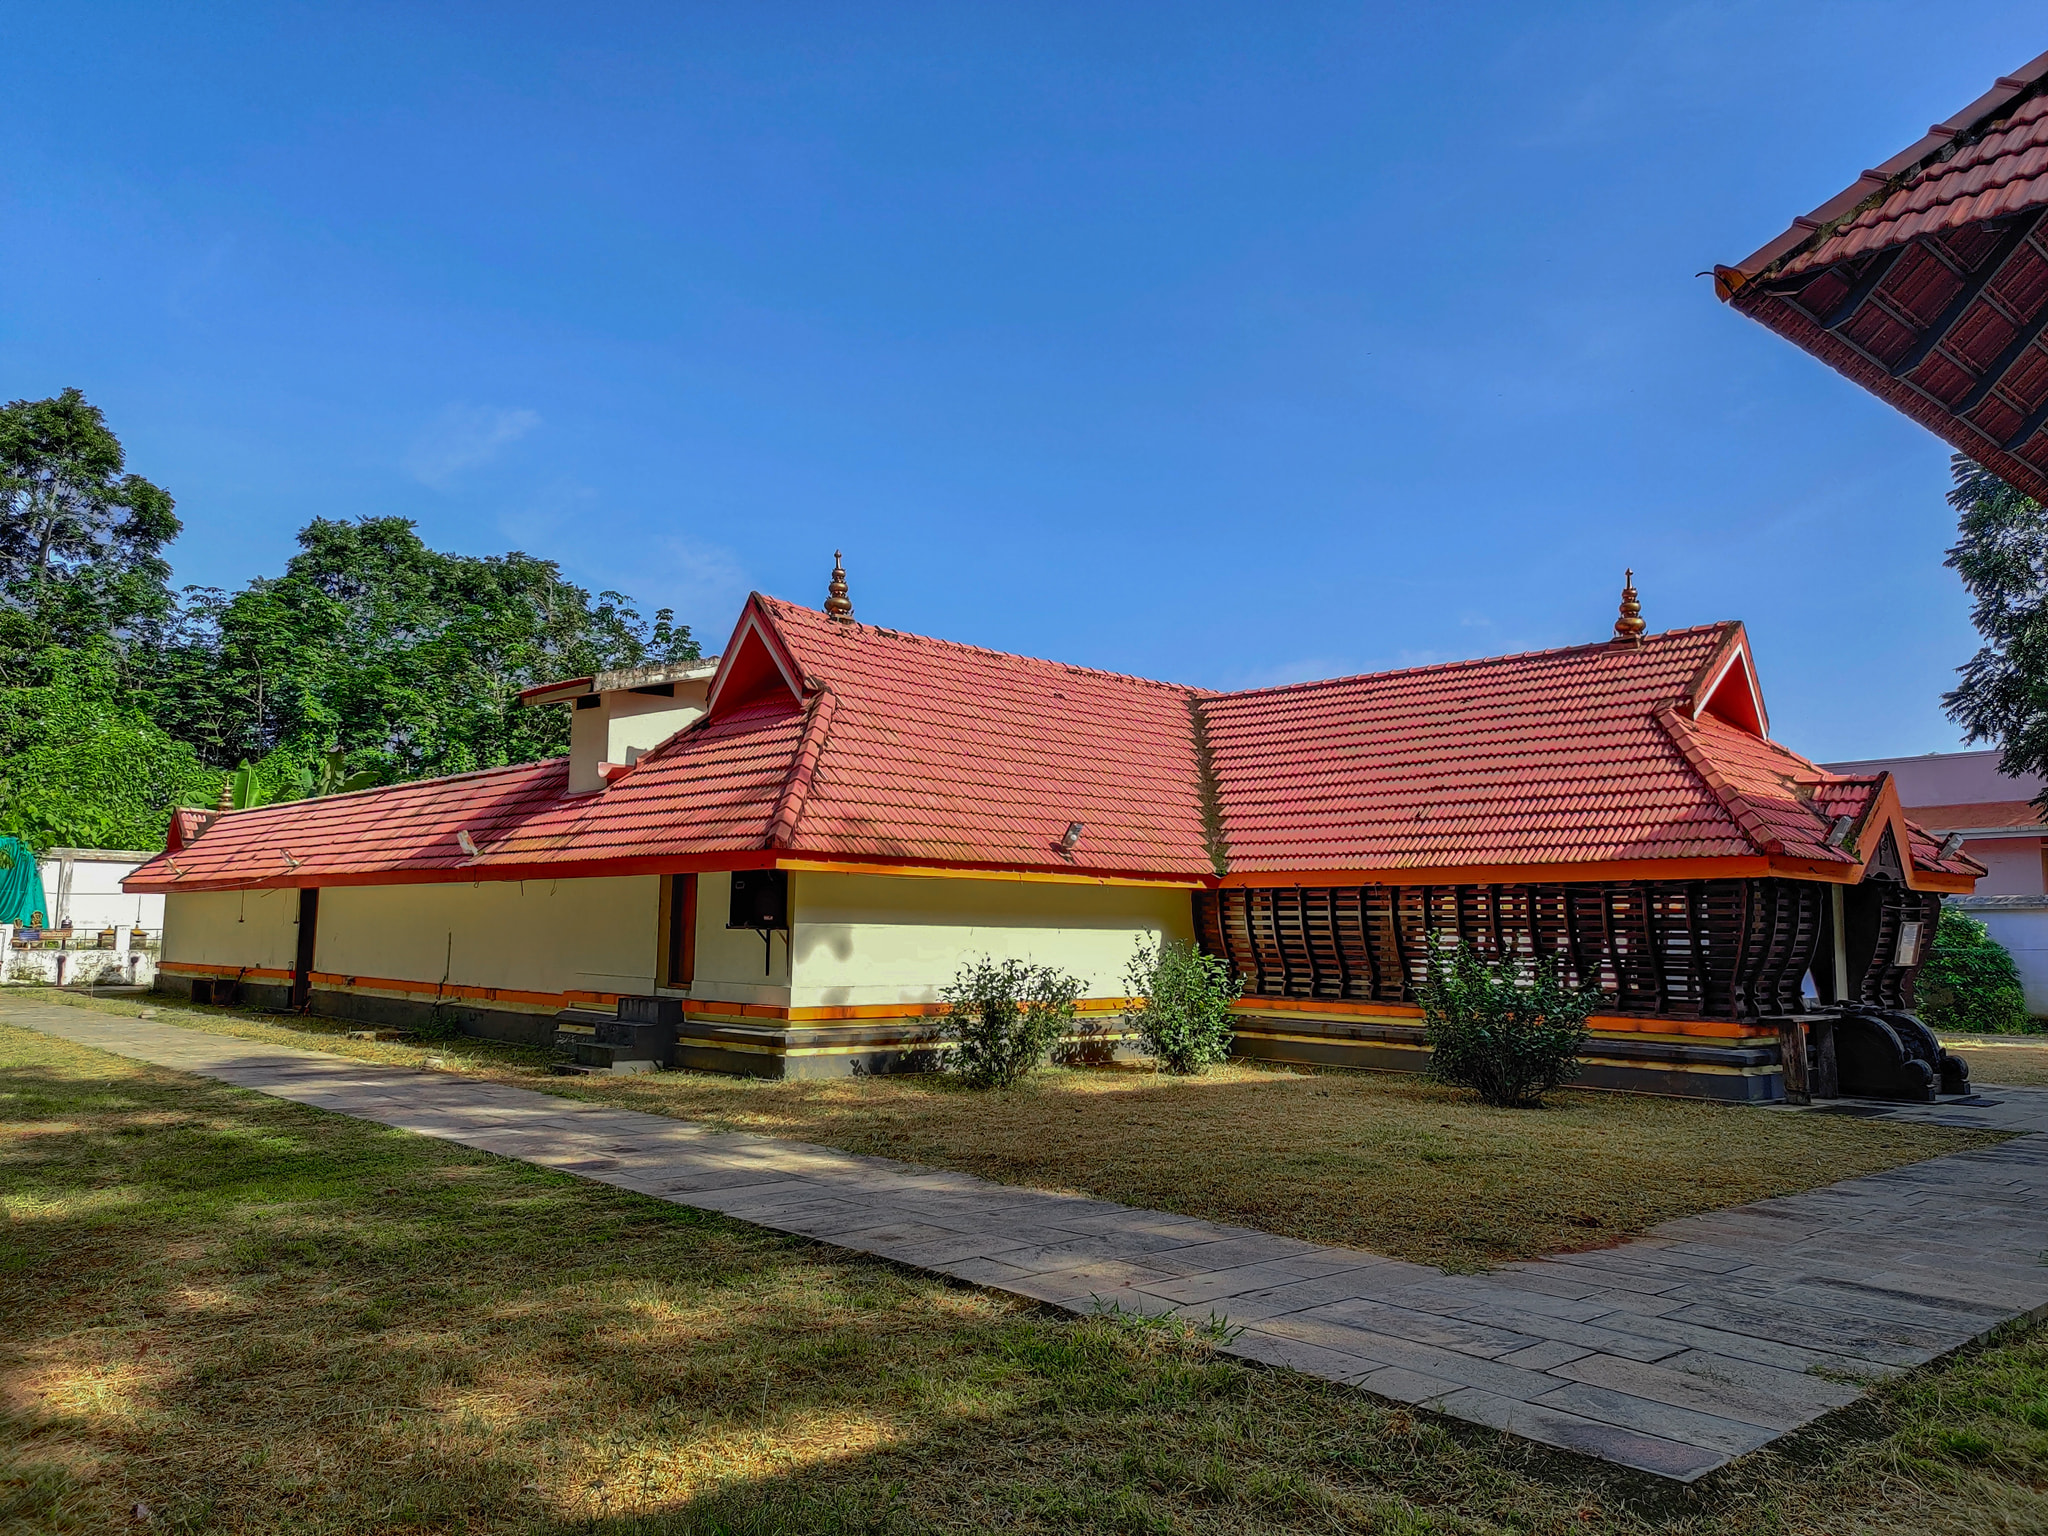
[5,1021,2048,1534]
[1943,1031,2048,1088]
[4,990,2004,1272]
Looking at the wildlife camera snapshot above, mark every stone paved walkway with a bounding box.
[9,999,2048,1484]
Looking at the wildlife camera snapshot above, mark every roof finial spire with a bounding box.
[824,550,853,622]
[1612,568,1645,646]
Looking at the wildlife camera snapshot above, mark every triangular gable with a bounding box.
[705,596,808,716]
[1684,627,1768,737]
[1838,772,1977,893]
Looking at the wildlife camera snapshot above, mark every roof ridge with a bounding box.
[1653,705,1791,857]
[767,689,838,849]
[1213,623,1733,704]
[757,594,1208,697]
[1726,46,2048,279]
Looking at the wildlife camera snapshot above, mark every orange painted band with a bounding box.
[1230,995,1771,1039]
[689,997,1133,1023]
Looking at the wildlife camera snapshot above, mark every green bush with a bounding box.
[938,956,1085,1089]
[1419,940,1596,1108]
[1918,907,2034,1034]
[1121,937,1242,1074]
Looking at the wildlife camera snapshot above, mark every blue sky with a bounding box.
[3,4,2042,760]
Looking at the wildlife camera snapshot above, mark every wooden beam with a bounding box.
[1818,243,1906,330]
[2002,388,2048,452]
[1890,211,2047,379]
[1957,299,2048,415]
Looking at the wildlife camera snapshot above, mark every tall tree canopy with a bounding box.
[0,390,701,849]
[150,516,697,782]
[1945,457,2048,804]
[0,645,216,851]
[0,387,179,666]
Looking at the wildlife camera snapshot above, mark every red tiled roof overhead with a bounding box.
[125,598,1980,894]
[1718,50,2048,502]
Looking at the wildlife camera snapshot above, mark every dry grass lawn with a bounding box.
[1942,1030,2048,1088]
[10,991,2001,1273]
[5,1021,2048,1536]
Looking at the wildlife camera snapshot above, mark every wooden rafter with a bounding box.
[1889,209,2048,379]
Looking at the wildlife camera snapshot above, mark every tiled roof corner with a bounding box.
[1653,706,1786,855]
[767,689,839,850]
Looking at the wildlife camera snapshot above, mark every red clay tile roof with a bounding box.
[1902,800,2046,831]
[125,599,1980,892]
[1785,94,2048,275]
[1195,623,1960,876]
[1719,50,2048,503]
[1726,50,2048,282]
[744,597,1213,874]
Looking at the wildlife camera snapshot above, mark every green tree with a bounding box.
[0,387,179,670]
[0,645,217,851]
[1917,907,2033,1034]
[1944,457,2048,804]
[151,516,698,782]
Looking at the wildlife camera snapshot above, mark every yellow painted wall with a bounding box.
[316,876,659,999]
[161,888,302,972]
[789,871,1193,1009]
[685,871,793,1009]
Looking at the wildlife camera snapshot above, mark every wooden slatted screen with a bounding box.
[1197,877,1839,1021]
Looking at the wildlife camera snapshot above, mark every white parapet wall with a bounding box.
[1,924,156,989]
[44,848,166,933]
[1947,894,2048,1018]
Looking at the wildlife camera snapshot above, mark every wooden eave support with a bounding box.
[1957,298,2048,416]
[1818,243,1907,330]
[1888,208,2048,380]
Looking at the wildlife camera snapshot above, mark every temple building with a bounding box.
[126,563,1980,1104]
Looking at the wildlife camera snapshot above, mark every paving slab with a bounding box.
[8,998,2048,1486]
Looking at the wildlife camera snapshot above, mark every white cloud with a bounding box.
[405,403,541,489]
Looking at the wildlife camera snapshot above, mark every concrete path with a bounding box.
[8,1000,2048,1484]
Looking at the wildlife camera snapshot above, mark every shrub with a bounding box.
[1122,937,1242,1074]
[938,956,1084,1089]
[1419,940,1596,1108]
[1918,907,2034,1034]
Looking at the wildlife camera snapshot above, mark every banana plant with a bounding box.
[292,747,377,800]
[226,763,266,811]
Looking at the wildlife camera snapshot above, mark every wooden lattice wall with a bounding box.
[1195,879,1829,1022]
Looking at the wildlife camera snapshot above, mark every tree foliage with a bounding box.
[0,387,179,669]
[1418,941,1596,1108]
[1917,907,2034,1034]
[1944,457,2048,803]
[1121,937,1241,1074]
[0,391,702,851]
[146,517,697,783]
[0,646,218,851]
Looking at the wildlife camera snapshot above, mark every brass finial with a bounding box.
[1612,568,1645,646]
[215,777,234,814]
[824,550,853,622]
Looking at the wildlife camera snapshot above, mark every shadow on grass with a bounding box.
[4,1027,2045,1535]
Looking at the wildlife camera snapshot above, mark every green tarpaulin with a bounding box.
[0,838,51,928]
